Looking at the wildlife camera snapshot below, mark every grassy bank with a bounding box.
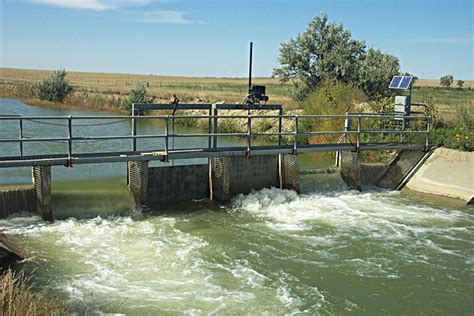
[1,269,69,315]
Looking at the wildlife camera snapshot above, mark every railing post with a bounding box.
[132,104,137,152]
[164,115,169,158]
[293,114,299,154]
[67,116,72,163]
[356,114,361,151]
[278,108,283,146]
[19,118,23,157]
[425,116,431,151]
[213,105,218,148]
[208,106,212,148]
[246,114,252,157]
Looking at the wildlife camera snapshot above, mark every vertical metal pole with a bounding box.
[278,108,283,146]
[164,115,169,156]
[425,116,431,151]
[132,104,137,152]
[208,106,212,148]
[213,106,218,148]
[247,114,252,156]
[67,116,72,159]
[293,114,299,154]
[19,118,23,157]
[356,114,361,151]
[248,42,253,93]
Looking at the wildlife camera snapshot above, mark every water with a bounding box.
[1,98,473,314]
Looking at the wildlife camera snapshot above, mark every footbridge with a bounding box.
[0,103,431,220]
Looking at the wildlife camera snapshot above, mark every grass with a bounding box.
[0,67,299,111]
[1,269,68,315]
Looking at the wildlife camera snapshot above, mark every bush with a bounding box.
[439,75,453,87]
[430,103,473,151]
[301,80,365,143]
[36,69,72,103]
[122,82,150,112]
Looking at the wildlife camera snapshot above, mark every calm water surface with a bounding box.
[0,98,473,314]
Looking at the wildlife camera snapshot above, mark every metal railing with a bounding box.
[0,111,431,166]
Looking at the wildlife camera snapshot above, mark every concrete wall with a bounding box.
[0,186,36,218]
[148,164,209,206]
[406,148,473,202]
[212,156,279,201]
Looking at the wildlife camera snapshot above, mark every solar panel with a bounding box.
[389,76,413,89]
[399,76,413,89]
[389,76,402,89]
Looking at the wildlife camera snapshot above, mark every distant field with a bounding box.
[0,68,472,112]
[415,79,474,88]
[0,67,298,108]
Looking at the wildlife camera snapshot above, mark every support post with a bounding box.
[127,161,149,211]
[32,166,53,221]
[213,105,218,148]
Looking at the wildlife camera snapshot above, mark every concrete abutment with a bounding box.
[128,154,300,209]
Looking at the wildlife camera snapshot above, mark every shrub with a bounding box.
[301,80,365,143]
[430,103,473,151]
[122,82,150,112]
[439,75,453,87]
[457,80,464,88]
[36,69,72,103]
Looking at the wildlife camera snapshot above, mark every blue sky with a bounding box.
[1,0,473,79]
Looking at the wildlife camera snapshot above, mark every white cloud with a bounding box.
[139,10,204,24]
[29,0,114,10]
[28,0,153,10]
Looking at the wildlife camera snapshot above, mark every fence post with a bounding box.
[293,114,299,154]
[425,116,431,151]
[213,105,218,148]
[356,114,361,151]
[208,105,212,148]
[19,118,23,157]
[164,115,169,158]
[132,104,137,152]
[278,108,283,146]
[67,116,72,161]
[246,114,252,157]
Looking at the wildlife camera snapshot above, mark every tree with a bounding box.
[123,82,149,111]
[440,75,454,87]
[37,69,72,103]
[457,80,464,88]
[273,13,366,100]
[358,48,400,99]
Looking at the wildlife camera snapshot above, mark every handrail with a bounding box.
[0,112,431,162]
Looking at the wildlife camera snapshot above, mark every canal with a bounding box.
[0,98,473,314]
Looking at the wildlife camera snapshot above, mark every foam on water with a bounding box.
[1,186,473,314]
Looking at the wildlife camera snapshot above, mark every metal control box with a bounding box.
[394,95,411,115]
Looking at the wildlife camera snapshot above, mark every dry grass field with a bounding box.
[0,67,297,109]
[0,68,472,115]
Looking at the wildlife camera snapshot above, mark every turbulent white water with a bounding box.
[2,184,473,314]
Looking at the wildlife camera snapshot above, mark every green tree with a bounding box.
[123,82,149,111]
[273,13,366,100]
[358,48,400,100]
[36,69,72,103]
[457,80,464,88]
[440,75,454,87]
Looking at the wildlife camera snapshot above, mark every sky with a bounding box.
[0,0,473,79]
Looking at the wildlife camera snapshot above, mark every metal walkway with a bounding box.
[0,104,431,168]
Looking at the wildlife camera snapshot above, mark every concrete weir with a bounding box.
[0,166,53,221]
[128,154,300,210]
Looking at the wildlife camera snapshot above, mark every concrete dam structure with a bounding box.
[0,103,432,220]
